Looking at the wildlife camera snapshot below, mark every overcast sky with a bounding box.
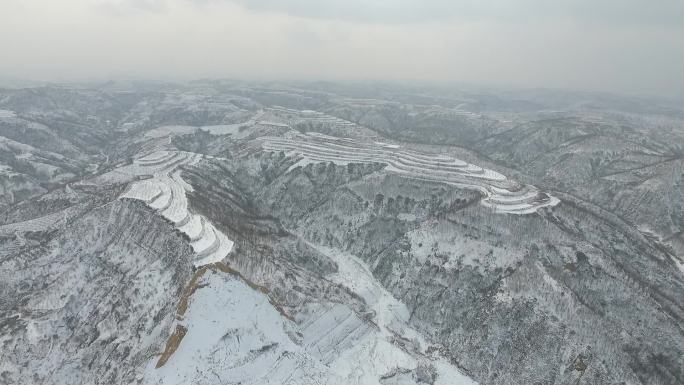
[1,0,683,96]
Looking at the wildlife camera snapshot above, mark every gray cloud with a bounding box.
[0,0,682,97]
[218,0,684,26]
[95,0,169,15]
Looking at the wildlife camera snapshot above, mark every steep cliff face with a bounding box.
[0,200,195,385]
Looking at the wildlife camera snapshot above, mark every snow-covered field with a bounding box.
[263,132,559,214]
[119,150,234,267]
[142,246,478,385]
[141,268,333,385]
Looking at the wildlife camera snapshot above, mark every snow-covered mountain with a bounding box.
[1,82,682,385]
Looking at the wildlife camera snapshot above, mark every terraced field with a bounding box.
[262,132,559,214]
[120,150,234,267]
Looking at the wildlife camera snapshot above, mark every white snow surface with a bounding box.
[193,231,234,267]
[142,247,477,385]
[178,215,203,241]
[121,180,162,203]
[262,132,559,214]
[190,222,217,253]
[142,269,331,385]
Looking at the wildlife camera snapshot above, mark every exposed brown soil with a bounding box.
[177,266,210,316]
[155,324,188,368]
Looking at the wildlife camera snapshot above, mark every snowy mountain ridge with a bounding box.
[1,82,682,385]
